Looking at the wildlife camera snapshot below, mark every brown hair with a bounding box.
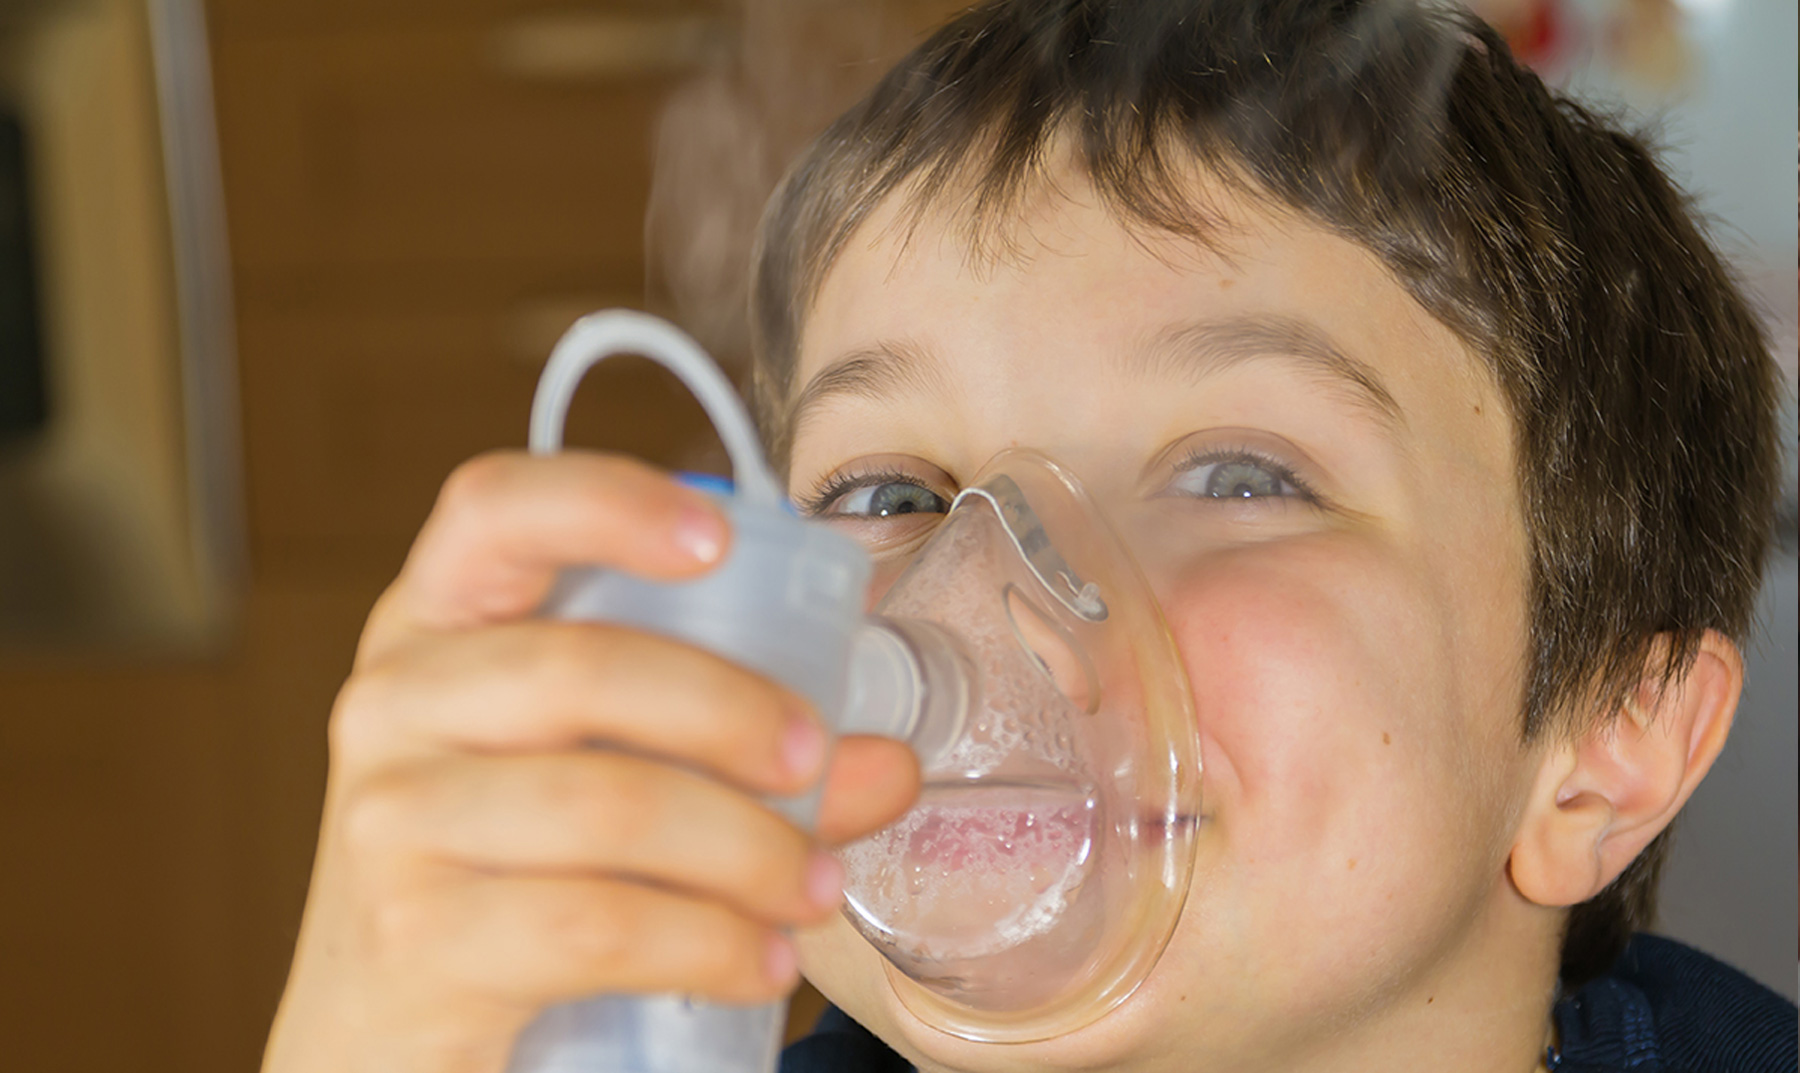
[748,0,1783,983]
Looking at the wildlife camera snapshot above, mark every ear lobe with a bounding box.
[1509,631,1743,909]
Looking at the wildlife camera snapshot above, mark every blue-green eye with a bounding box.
[1167,453,1306,500]
[827,480,951,518]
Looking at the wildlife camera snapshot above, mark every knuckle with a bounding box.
[558,759,656,848]
[684,910,771,998]
[364,891,437,965]
[548,889,632,971]
[528,624,604,693]
[498,623,616,721]
[739,824,814,910]
[693,661,790,751]
[351,585,406,665]
[534,755,603,814]
[339,771,422,857]
[327,668,398,760]
[438,451,516,516]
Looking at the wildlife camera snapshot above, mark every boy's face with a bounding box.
[786,172,1556,1070]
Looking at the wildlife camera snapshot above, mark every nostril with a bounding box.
[1003,583,1101,714]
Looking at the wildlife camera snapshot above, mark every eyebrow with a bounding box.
[790,313,1405,437]
[1126,314,1405,431]
[790,338,951,437]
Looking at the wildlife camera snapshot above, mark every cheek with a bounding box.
[1162,539,1512,880]
[1145,538,1535,1022]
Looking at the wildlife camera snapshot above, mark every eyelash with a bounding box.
[795,466,947,517]
[1169,445,1322,505]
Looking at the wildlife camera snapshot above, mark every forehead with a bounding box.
[793,172,1511,474]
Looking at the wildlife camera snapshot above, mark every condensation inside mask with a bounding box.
[844,513,1101,969]
[836,451,1201,1042]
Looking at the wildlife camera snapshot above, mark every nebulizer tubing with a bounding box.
[527,310,784,505]
[507,310,960,1073]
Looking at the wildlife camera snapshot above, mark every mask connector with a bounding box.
[843,618,975,770]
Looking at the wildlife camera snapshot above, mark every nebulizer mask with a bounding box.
[507,312,1200,1073]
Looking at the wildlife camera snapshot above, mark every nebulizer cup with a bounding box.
[507,311,870,1073]
[507,311,1200,1071]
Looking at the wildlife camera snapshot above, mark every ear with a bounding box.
[1509,631,1743,908]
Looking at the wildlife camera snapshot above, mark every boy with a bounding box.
[262,2,1794,1071]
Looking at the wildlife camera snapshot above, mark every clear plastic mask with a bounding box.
[836,451,1202,1043]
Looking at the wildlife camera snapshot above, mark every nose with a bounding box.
[1002,583,1100,714]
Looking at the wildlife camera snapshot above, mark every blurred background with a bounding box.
[0,0,1790,1069]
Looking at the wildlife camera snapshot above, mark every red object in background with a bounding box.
[1511,0,1565,65]
[1473,0,1577,74]
[1478,0,1697,91]
[1508,0,1575,70]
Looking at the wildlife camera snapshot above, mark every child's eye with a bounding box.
[826,479,952,518]
[1164,451,1311,501]
[797,461,957,521]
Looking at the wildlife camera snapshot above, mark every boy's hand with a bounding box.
[262,452,921,1073]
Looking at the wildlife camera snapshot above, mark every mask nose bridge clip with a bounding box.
[953,477,1108,622]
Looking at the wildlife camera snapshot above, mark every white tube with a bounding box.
[529,310,784,508]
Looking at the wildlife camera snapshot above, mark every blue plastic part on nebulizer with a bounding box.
[673,471,736,498]
[505,311,872,1073]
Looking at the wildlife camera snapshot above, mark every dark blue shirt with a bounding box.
[781,935,1797,1073]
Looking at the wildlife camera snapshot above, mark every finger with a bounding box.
[332,621,825,796]
[364,451,730,657]
[392,873,800,1007]
[815,736,922,845]
[354,753,843,926]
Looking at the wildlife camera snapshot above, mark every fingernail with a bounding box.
[765,933,798,987]
[781,715,826,781]
[674,503,726,564]
[806,851,844,910]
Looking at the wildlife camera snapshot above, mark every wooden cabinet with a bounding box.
[236,298,719,574]
[207,0,731,36]
[214,29,671,278]
[212,12,714,574]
